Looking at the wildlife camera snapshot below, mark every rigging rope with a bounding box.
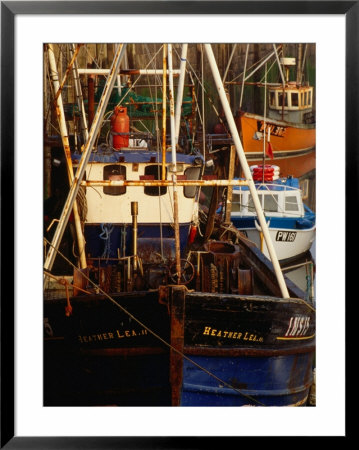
[99,223,114,261]
[43,237,267,405]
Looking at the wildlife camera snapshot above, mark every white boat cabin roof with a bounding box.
[231,177,305,218]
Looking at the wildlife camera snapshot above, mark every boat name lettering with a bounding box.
[78,328,148,343]
[202,326,263,342]
[276,231,297,242]
[285,316,310,337]
[258,121,286,137]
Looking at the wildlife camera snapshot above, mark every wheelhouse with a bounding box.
[268,85,313,112]
[72,150,203,225]
[231,180,305,218]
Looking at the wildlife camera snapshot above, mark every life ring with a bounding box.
[250,164,280,173]
[251,164,280,181]
[252,174,279,181]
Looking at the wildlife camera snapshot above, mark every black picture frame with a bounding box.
[1,1,352,447]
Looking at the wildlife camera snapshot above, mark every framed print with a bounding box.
[1,1,352,447]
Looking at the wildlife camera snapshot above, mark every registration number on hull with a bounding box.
[276,231,297,242]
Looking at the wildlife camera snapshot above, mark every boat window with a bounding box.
[103,165,126,196]
[278,92,287,108]
[231,192,242,212]
[264,194,279,212]
[144,164,167,196]
[248,193,278,213]
[269,91,276,107]
[301,92,304,107]
[308,90,312,106]
[184,166,201,198]
[248,194,261,213]
[291,92,299,107]
[304,92,308,107]
[285,195,299,212]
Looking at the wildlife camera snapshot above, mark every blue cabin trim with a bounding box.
[72,147,204,165]
[231,215,315,231]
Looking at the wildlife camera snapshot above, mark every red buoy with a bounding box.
[111,106,129,150]
[187,224,198,244]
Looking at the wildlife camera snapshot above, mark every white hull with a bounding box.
[242,226,316,262]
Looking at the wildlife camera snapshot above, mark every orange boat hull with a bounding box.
[238,113,315,178]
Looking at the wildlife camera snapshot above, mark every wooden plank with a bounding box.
[169,286,186,406]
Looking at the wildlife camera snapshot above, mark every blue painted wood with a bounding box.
[181,352,314,406]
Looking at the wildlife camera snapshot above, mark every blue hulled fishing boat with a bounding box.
[43,43,315,407]
[226,166,315,263]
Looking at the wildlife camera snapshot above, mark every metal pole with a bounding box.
[70,44,89,145]
[174,43,188,144]
[52,44,81,105]
[239,44,249,109]
[44,44,127,272]
[242,47,279,84]
[47,44,87,269]
[201,45,206,159]
[224,145,236,223]
[262,63,267,183]
[301,44,308,82]
[77,68,181,76]
[162,44,167,181]
[273,44,286,86]
[168,44,181,284]
[80,179,251,188]
[204,44,290,298]
[88,73,95,129]
[223,43,237,83]
[296,43,303,85]
[131,202,138,271]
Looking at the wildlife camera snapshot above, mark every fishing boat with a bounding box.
[233,44,315,178]
[43,43,315,407]
[225,164,316,263]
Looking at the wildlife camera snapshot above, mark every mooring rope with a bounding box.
[99,223,114,261]
[43,237,265,406]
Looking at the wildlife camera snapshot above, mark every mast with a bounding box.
[273,44,286,86]
[262,63,267,182]
[47,44,87,269]
[44,44,128,272]
[168,44,181,284]
[162,44,167,181]
[174,43,188,144]
[239,44,249,109]
[223,43,237,83]
[296,43,303,85]
[70,43,89,145]
[204,44,290,298]
[224,145,236,223]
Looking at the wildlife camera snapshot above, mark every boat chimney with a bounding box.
[131,201,138,271]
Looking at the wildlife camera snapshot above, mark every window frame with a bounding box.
[103,164,127,196]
